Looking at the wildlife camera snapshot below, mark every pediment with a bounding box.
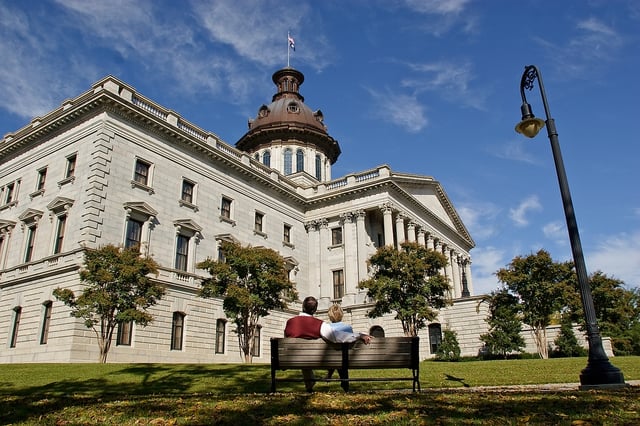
[123,201,158,217]
[47,196,74,212]
[390,173,474,246]
[18,208,44,223]
[174,218,202,233]
[215,233,240,244]
[0,219,16,232]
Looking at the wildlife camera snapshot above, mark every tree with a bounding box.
[478,289,525,359]
[551,315,586,358]
[436,329,461,361]
[565,271,640,355]
[495,250,573,359]
[197,241,295,363]
[358,242,449,337]
[53,244,163,363]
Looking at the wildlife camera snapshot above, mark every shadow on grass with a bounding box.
[444,373,470,387]
[2,388,640,425]
[0,363,272,424]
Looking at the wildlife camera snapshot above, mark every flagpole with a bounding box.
[287,32,290,67]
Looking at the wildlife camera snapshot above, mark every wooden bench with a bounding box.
[270,336,420,392]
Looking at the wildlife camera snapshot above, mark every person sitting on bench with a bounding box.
[284,296,371,391]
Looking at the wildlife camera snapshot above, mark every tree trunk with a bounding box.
[532,327,548,359]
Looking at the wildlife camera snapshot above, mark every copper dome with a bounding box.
[236,67,341,164]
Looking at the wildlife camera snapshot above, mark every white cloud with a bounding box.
[542,221,567,246]
[402,0,477,36]
[509,195,542,227]
[457,202,501,241]
[468,246,505,295]
[0,3,91,119]
[404,0,472,15]
[492,139,540,165]
[536,16,624,78]
[193,0,332,72]
[587,231,640,288]
[402,61,487,110]
[365,88,428,133]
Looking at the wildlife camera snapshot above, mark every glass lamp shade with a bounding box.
[515,117,545,138]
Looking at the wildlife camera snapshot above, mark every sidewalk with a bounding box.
[425,380,639,393]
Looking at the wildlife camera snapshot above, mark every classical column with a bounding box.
[443,244,454,297]
[426,233,435,250]
[341,212,358,301]
[381,203,394,247]
[462,257,472,297]
[417,228,426,246]
[451,250,461,299]
[435,240,445,277]
[305,221,321,297]
[395,213,406,250]
[318,219,329,300]
[355,210,368,283]
[407,221,416,243]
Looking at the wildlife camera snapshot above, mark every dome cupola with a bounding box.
[236,67,341,182]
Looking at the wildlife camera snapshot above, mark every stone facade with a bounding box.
[0,71,497,364]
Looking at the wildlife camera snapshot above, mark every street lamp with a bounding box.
[515,65,626,389]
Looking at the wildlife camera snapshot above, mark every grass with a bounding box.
[1,356,639,425]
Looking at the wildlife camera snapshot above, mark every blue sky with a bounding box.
[1,0,639,295]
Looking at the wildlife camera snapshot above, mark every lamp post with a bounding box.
[515,65,625,389]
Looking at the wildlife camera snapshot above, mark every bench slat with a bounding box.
[271,336,420,392]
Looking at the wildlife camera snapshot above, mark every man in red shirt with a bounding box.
[285,296,371,391]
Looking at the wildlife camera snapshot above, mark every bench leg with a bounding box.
[302,368,316,392]
[338,368,349,392]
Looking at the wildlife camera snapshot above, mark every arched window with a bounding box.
[40,301,53,344]
[171,312,185,350]
[263,150,271,167]
[315,155,322,180]
[10,306,22,348]
[296,149,304,173]
[428,323,442,354]
[251,325,262,357]
[215,319,226,354]
[283,148,292,175]
[369,325,385,338]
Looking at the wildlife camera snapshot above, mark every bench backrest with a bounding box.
[271,337,419,370]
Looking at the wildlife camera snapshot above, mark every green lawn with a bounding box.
[1,357,639,425]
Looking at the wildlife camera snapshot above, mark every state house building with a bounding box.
[0,67,490,363]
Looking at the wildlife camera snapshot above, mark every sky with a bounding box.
[1,0,639,295]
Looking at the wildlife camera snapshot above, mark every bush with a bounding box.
[551,319,587,358]
[435,329,461,362]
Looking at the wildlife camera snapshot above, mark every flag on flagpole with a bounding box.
[288,34,295,51]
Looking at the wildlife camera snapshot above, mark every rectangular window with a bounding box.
[254,212,263,233]
[171,312,185,350]
[40,302,53,345]
[215,319,226,354]
[181,180,194,204]
[53,215,66,254]
[24,225,37,262]
[221,197,232,219]
[125,219,143,250]
[36,168,47,191]
[134,159,150,185]
[331,227,343,245]
[333,269,345,300]
[65,155,77,178]
[251,326,261,357]
[283,224,291,244]
[175,234,189,271]
[4,182,14,204]
[10,307,22,348]
[117,321,133,346]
